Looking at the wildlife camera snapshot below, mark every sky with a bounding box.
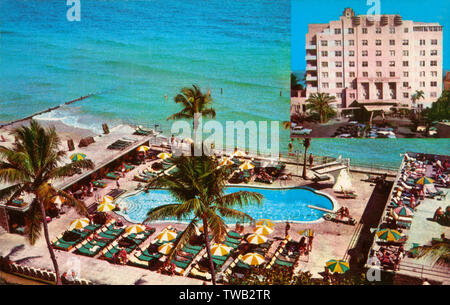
[292,0,449,71]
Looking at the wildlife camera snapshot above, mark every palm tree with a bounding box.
[302,138,311,179]
[167,85,216,137]
[0,120,94,284]
[412,90,425,105]
[415,242,450,267]
[144,155,263,285]
[306,93,336,124]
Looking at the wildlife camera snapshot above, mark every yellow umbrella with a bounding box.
[156,230,177,242]
[137,145,150,152]
[219,158,234,166]
[255,219,274,228]
[254,225,274,235]
[158,242,174,255]
[326,259,350,274]
[234,150,246,157]
[298,229,314,237]
[97,202,115,212]
[241,253,265,266]
[246,233,268,245]
[210,243,232,256]
[126,224,146,234]
[239,161,255,171]
[69,218,90,230]
[101,195,114,204]
[157,152,172,160]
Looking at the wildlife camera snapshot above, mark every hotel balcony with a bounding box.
[306,87,318,94]
[306,44,316,50]
[305,55,317,61]
[306,76,318,81]
[306,66,317,71]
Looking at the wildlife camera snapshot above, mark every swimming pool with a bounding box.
[115,186,336,224]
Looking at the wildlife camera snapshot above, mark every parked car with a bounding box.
[291,126,312,135]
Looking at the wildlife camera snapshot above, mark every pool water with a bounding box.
[116,187,335,224]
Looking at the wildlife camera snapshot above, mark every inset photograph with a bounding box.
[291,0,450,138]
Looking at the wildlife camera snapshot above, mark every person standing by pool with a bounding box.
[309,153,314,167]
[285,221,290,238]
[308,235,314,252]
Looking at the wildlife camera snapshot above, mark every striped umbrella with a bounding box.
[69,218,90,230]
[157,152,172,160]
[51,196,65,205]
[254,225,274,235]
[126,224,146,234]
[158,242,174,255]
[255,219,274,228]
[394,206,414,217]
[100,195,114,204]
[70,153,86,161]
[326,259,350,274]
[376,228,403,242]
[210,243,232,256]
[234,150,246,157]
[219,158,234,166]
[241,253,265,266]
[415,176,434,185]
[239,161,255,171]
[246,233,268,245]
[298,229,314,237]
[137,145,150,152]
[97,202,115,212]
[156,230,177,242]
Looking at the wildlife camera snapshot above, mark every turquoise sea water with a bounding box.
[116,187,335,223]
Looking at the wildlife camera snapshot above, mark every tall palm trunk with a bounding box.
[302,145,308,179]
[202,216,216,285]
[38,198,62,285]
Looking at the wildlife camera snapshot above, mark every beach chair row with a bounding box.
[51,223,103,251]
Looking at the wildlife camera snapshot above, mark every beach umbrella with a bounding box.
[241,253,265,266]
[255,219,274,228]
[156,230,177,242]
[219,158,234,166]
[70,153,86,161]
[415,177,434,185]
[51,196,65,205]
[97,202,115,212]
[239,161,255,171]
[158,242,174,255]
[126,224,146,234]
[157,152,172,160]
[137,145,150,152]
[298,229,314,237]
[394,206,414,217]
[376,228,403,242]
[234,150,246,157]
[246,233,268,245]
[254,225,274,235]
[69,218,90,230]
[101,195,114,204]
[326,259,350,274]
[210,243,232,256]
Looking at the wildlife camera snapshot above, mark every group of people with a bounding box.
[375,245,405,271]
[336,206,351,220]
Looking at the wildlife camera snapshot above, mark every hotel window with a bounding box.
[350,93,356,99]
[403,72,409,77]
[336,82,343,88]
[322,83,329,88]
[420,40,426,46]
[348,28,354,34]
[349,50,355,57]
[389,61,395,67]
[362,50,368,56]
[403,82,409,88]
[375,40,382,46]
[430,92,437,98]
[376,61,382,67]
[376,50,382,56]
[363,72,368,77]
[336,72,342,77]
[390,50,395,56]
[431,50,438,56]
[362,28,368,34]
[402,61,409,67]
[420,61,425,67]
[403,50,409,56]
[362,40,368,46]
[322,62,328,67]
[349,61,355,67]
[389,40,395,46]
[389,72,395,77]
[389,27,395,34]
[335,51,342,57]
[430,81,437,87]
[321,40,328,47]
[334,28,341,34]
[402,40,409,46]
[404,28,409,33]
[362,61,368,67]
[431,71,437,77]
[403,93,409,98]
[322,72,328,78]
[419,50,425,56]
[335,61,342,67]
[349,40,355,46]
[376,72,382,77]
[349,72,355,77]
[431,60,437,66]
[419,81,425,87]
[335,40,342,46]
[431,39,437,45]
[376,27,382,34]
[419,71,425,77]
[321,51,328,57]
[336,93,342,98]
